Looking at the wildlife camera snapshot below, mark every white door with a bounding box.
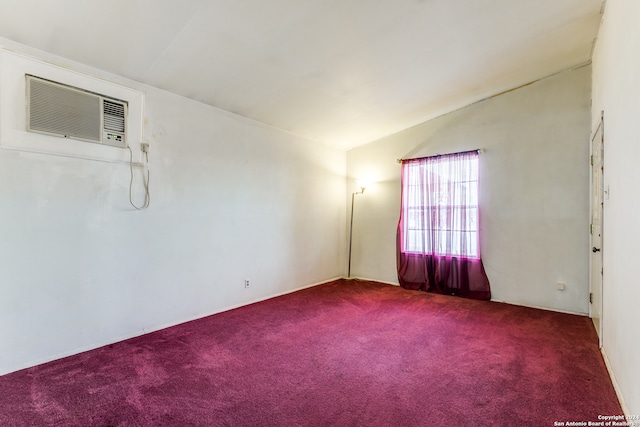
[590,111,604,348]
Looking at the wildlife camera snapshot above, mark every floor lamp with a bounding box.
[347,181,367,279]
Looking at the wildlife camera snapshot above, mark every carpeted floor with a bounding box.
[0,279,623,426]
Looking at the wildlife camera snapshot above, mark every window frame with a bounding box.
[400,151,480,259]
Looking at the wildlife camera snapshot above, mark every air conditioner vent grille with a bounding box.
[103,100,125,132]
[28,77,101,142]
[26,75,127,147]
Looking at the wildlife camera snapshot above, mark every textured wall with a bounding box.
[591,0,640,415]
[0,43,346,375]
[347,66,591,314]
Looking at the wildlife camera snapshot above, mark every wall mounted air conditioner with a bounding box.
[26,74,128,148]
[1,48,143,164]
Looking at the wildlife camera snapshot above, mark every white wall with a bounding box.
[591,0,640,414]
[0,41,346,375]
[347,66,591,314]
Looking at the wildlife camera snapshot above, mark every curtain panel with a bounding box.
[396,150,491,300]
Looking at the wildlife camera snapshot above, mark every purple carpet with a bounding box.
[0,279,623,426]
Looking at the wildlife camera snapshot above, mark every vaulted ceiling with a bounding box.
[0,0,603,149]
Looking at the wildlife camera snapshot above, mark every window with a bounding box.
[400,151,479,259]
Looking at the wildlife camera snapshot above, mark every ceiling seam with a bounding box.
[353,61,593,150]
[140,4,208,80]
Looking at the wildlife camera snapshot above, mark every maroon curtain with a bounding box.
[396,252,491,300]
[397,151,491,300]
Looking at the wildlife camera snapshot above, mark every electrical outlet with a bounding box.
[244,278,250,288]
[556,282,565,291]
[141,143,150,153]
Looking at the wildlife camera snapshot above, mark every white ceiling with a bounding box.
[0,0,603,150]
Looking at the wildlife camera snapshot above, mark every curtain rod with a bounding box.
[397,148,485,164]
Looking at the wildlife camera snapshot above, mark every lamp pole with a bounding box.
[347,185,365,278]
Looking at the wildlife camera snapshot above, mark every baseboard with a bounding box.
[489,299,588,317]
[344,275,400,287]
[347,279,589,317]
[1,276,343,376]
[347,278,589,316]
[238,276,344,308]
[601,347,630,416]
